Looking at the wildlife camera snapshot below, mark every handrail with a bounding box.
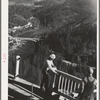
[56,70,82,83]
[52,70,82,100]
[57,70,82,81]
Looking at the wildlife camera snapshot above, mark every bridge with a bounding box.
[8,69,83,100]
[8,55,97,100]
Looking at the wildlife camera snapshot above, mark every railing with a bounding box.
[52,70,82,100]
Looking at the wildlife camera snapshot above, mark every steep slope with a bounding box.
[9,0,97,85]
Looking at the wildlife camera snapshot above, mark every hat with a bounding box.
[49,54,56,59]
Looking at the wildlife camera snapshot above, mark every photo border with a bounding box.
[1,0,99,100]
[1,0,8,100]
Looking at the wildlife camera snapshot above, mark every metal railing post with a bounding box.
[15,55,20,78]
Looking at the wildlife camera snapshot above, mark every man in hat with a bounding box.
[40,54,58,92]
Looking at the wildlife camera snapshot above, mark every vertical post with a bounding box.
[67,79,70,94]
[74,82,76,92]
[15,55,20,78]
[61,77,64,93]
[30,84,35,100]
[78,83,80,89]
[70,81,73,93]
[31,84,33,96]
[53,74,56,88]
[58,75,62,91]
[64,78,67,94]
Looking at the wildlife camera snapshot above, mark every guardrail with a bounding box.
[52,70,82,100]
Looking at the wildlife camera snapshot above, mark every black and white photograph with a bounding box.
[8,0,98,100]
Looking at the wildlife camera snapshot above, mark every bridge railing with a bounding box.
[52,70,82,100]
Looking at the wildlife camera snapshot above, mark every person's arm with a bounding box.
[81,81,85,93]
[46,60,57,74]
[51,61,57,68]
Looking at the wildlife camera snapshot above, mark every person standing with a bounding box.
[80,67,97,100]
[40,54,58,92]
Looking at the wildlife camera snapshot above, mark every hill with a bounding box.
[9,0,97,85]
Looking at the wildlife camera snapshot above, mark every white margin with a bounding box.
[1,0,8,100]
[97,0,99,100]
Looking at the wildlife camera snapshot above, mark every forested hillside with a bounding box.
[9,0,97,85]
